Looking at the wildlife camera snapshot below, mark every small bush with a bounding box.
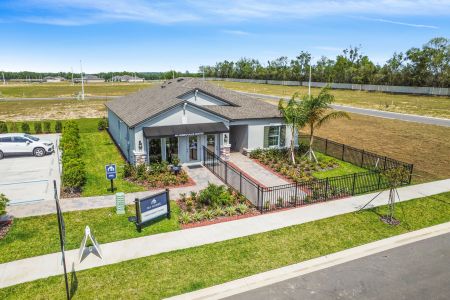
[10,123,18,132]
[179,212,191,224]
[224,206,236,216]
[0,121,8,133]
[198,183,232,207]
[97,118,108,131]
[43,121,51,133]
[55,121,63,133]
[62,158,86,193]
[21,122,30,133]
[0,193,9,216]
[123,163,135,178]
[236,203,249,214]
[34,122,42,134]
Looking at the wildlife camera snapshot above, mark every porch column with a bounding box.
[133,150,147,165]
[220,132,231,161]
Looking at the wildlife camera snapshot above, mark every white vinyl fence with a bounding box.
[207,78,449,96]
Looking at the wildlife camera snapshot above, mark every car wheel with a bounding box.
[34,147,46,157]
[0,151,3,160]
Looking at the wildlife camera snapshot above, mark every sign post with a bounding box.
[105,163,117,192]
[135,189,170,232]
[54,180,70,300]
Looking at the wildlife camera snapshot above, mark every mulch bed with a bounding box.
[180,210,261,229]
[380,215,401,226]
[0,219,13,240]
[251,159,296,184]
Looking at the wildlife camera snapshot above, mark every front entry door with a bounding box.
[188,136,199,162]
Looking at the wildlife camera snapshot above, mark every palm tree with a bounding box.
[302,87,350,162]
[278,93,306,164]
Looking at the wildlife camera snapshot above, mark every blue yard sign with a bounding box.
[105,164,117,180]
[134,189,171,232]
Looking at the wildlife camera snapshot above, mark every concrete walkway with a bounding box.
[237,91,450,127]
[0,179,448,289]
[6,165,222,218]
[229,152,289,187]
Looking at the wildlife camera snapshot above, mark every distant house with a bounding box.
[112,75,145,82]
[75,74,105,83]
[43,76,65,83]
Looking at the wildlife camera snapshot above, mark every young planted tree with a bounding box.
[301,87,350,162]
[278,93,305,164]
[382,166,410,225]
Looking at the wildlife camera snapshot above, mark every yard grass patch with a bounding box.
[80,131,145,197]
[0,202,180,264]
[312,152,367,179]
[1,192,449,299]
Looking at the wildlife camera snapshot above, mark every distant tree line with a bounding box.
[199,37,449,88]
[0,70,200,81]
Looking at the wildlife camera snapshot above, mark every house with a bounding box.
[105,78,296,165]
[112,75,145,82]
[43,76,65,83]
[75,74,105,83]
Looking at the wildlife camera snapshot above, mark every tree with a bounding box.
[382,167,410,224]
[301,87,350,162]
[278,93,306,164]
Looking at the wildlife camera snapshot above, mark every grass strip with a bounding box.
[1,192,449,299]
[0,203,180,264]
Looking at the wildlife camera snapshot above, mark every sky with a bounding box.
[0,0,449,73]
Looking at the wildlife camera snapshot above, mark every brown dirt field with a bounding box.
[301,113,450,183]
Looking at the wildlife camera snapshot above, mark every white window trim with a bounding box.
[268,126,281,148]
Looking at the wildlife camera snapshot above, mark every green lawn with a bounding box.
[1,192,449,299]
[0,203,180,264]
[79,131,145,196]
[312,152,367,179]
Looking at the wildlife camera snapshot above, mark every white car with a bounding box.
[0,133,54,159]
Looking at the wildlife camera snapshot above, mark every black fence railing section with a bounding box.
[202,137,413,213]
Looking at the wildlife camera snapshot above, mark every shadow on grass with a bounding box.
[70,263,78,299]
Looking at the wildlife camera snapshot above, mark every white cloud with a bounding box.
[10,0,450,25]
[222,30,250,36]
[363,18,438,29]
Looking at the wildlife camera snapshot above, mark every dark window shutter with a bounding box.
[280,126,286,147]
[263,126,269,148]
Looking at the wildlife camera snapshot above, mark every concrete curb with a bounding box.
[166,222,450,300]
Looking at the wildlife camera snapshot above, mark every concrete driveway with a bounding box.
[0,134,61,205]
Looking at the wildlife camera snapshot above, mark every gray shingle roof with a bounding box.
[105,77,281,127]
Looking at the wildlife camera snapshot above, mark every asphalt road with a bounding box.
[227,232,450,300]
[237,91,450,127]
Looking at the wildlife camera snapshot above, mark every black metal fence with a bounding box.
[203,136,414,213]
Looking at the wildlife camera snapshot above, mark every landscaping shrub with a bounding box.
[198,183,233,207]
[34,122,42,134]
[60,121,86,194]
[0,122,7,133]
[10,123,18,132]
[97,117,108,131]
[43,121,51,133]
[0,194,9,216]
[21,122,30,133]
[55,121,63,133]
[123,161,189,189]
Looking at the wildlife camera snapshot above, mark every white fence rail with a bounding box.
[207,77,449,96]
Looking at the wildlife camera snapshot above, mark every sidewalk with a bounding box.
[229,152,289,187]
[0,179,448,288]
[7,165,222,218]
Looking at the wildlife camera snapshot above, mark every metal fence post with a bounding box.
[361,150,365,167]
[239,172,242,193]
[351,173,357,195]
[225,161,228,184]
[408,164,414,184]
[325,139,328,155]
[342,144,345,161]
[383,156,388,170]
[294,181,298,206]
[325,178,329,199]
[257,185,262,213]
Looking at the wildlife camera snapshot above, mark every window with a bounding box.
[165,137,178,164]
[264,126,286,148]
[0,137,12,143]
[13,136,29,143]
[149,138,162,163]
[206,134,215,152]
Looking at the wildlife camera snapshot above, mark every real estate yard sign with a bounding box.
[135,189,170,232]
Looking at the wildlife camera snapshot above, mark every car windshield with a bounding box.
[24,134,40,141]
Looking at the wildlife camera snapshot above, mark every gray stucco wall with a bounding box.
[108,109,131,162]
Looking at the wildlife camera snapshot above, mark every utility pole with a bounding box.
[71,67,74,85]
[172,70,175,80]
[308,64,312,99]
[80,60,85,100]
[2,72,5,85]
